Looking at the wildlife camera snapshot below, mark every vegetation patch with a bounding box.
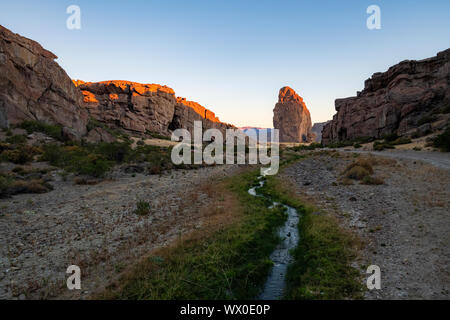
[0,173,53,198]
[19,120,64,141]
[97,169,287,299]
[0,145,41,164]
[433,127,450,152]
[261,173,363,299]
[340,158,384,185]
[134,200,151,216]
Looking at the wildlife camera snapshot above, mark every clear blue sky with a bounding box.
[1,0,449,127]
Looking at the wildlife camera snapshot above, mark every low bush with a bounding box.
[344,166,371,180]
[19,120,64,141]
[361,175,384,185]
[344,159,374,175]
[433,127,450,152]
[0,145,38,164]
[391,137,412,145]
[0,175,13,197]
[5,135,27,144]
[373,141,395,151]
[135,200,151,216]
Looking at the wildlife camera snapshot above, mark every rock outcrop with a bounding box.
[322,49,450,144]
[311,121,330,143]
[273,86,313,142]
[74,80,234,137]
[0,25,88,139]
[0,25,235,140]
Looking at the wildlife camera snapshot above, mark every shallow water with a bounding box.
[248,176,300,300]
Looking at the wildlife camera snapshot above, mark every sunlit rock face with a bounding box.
[74,80,234,137]
[0,25,88,138]
[322,49,450,144]
[273,86,313,142]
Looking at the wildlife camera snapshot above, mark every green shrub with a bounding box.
[41,144,112,177]
[353,143,362,148]
[361,176,384,185]
[20,120,64,141]
[391,137,411,145]
[373,141,395,151]
[382,133,399,142]
[0,143,11,153]
[5,135,27,144]
[433,127,450,152]
[135,200,151,216]
[0,175,13,197]
[72,155,111,177]
[96,142,132,163]
[0,147,34,164]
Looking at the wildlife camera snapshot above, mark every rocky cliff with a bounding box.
[0,24,234,141]
[311,121,330,143]
[322,49,450,144]
[74,80,235,137]
[0,25,88,139]
[273,86,313,142]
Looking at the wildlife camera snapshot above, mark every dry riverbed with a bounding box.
[282,150,450,299]
[0,164,240,299]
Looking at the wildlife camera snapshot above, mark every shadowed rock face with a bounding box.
[322,49,450,144]
[311,121,330,143]
[74,80,235,137]
[273,86,313,142]
[0,25,88,139]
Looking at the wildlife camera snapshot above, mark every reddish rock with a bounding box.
[0,25,88,138]
[75,80,235,137]
[273,87,313,142]
[322,49,450,144]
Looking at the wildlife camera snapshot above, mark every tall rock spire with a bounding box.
[273,86,313,142]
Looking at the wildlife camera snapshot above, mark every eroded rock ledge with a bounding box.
[0,25,88,139]
[74,80,235,137]
[322,49,450,144]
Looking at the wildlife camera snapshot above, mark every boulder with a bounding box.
[273,86,313,142]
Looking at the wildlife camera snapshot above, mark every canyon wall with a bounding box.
[273,86,313,142]
[0,25,234,141]
[322,49,450,144]
[0,25,88,139]
[74,80,235,137]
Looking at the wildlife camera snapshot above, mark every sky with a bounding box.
[1,0,449,128]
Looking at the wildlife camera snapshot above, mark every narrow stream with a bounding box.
[248,176,300,300]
